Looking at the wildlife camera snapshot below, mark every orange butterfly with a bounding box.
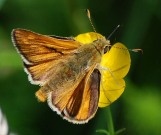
[12,29,130,124]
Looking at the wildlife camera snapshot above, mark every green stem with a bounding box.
[106,107,115,135]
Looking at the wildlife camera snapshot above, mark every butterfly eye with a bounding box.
[104,45,111,54]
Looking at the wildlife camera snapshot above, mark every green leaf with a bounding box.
[115,128,126,135]
[96,129,110,135]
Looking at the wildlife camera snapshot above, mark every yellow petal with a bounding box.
[101,42,131,79]
[74,32,105,44]
[99,42,131,107]
[99,78,125,107]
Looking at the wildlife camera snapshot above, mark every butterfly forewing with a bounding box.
[47,65,100,123]
[12,29,81,85]
[73,69,100,121]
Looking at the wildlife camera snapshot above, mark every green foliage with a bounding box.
[96,108,126,135]
[123,81,161,135]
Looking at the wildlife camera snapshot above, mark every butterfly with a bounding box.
[11,29,131,124]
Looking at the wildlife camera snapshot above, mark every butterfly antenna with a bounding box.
[119,47,143,54]
[107,25,120,39]
[86,9,97,33]
[129,48,143,54]
[112,45,143,54]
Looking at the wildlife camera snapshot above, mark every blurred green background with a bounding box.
[0,0,161,135]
